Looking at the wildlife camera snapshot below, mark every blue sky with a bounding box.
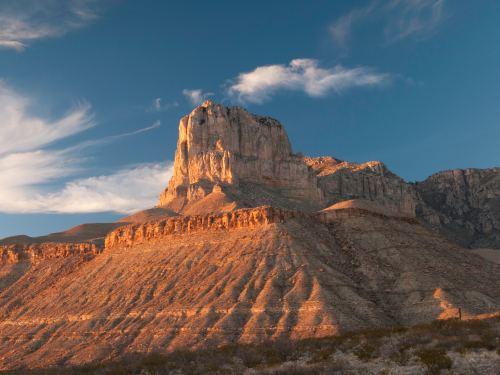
[0,0,499,239]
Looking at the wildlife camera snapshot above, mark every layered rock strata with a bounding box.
[0,243,103,264]
[159,101,323,212]
[304,156,416,217]
[105,206,309,249]
[106,205,419,250]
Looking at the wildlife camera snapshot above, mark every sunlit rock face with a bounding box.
[304,156,416,217]
[159,101,323,209]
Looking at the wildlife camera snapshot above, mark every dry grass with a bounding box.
[3,317,500,374]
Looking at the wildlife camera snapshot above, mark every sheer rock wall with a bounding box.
[159,101,323,208]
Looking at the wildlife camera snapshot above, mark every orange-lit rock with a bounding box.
[159,101,323,210]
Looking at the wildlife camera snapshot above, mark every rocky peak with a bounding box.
[159,102,323,211]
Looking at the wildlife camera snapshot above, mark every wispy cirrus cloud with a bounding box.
[182,89,214,106]
[329,0,448,51]
[144,98,178,113]
[0,82,172,214]
[0,0,106,51]
[227,59,392,104]
[0,81,96,155]
[329,3,375,53]
[384,0,446,42]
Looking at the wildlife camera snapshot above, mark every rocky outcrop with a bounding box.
[105,205,419,250]
[414,167,500,249]
[159,101,323,211]
[304,157,416,217]
[0,243,102,264]
[105,206,309,249]
[315,200,419,225]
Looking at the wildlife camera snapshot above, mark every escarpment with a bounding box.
[2,203,500,369]
[0,243,103,264]
[105,205,419,250]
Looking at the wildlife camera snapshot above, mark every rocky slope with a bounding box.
[1,206,500,369]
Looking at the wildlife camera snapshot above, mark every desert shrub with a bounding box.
[265,336,298,362]
[257,345,282,367]
[414,348,452,375]
[234,344,262,368]
[353,342,378,362]
[253,363,325,374]
[388,343,414,366]
[305,347,336,364]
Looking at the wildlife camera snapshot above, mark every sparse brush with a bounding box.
[5,317,500,374]
[414,347,453,375]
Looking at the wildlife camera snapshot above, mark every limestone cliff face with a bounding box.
[414,167,500,249]
[304,157,416,217]
[159,101,323,209]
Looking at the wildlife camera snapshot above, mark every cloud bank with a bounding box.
[0,162,174,214]
[227,59,392,104]
[0,82,172,214]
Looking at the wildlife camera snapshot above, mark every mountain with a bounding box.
[0,101,499,370]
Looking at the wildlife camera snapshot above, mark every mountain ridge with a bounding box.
[0,101,499,370]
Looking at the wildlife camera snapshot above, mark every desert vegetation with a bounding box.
[4,317,500,375]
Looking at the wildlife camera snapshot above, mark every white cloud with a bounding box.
[0,81,95,156]
[0,162,174,214]
[0,83,172,214]
[329,4,375,51]
[0,40,29,51]
[0,0,105,51]
[329,0,448,49]
[227,59,392,104]
[182,89,214,106]
[144,98,178,113]
[384,0,447,42]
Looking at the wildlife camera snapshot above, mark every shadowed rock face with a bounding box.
[414,167,500,249]
[159,101,323,211]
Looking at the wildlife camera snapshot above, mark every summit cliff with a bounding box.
[159,101,323,213]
